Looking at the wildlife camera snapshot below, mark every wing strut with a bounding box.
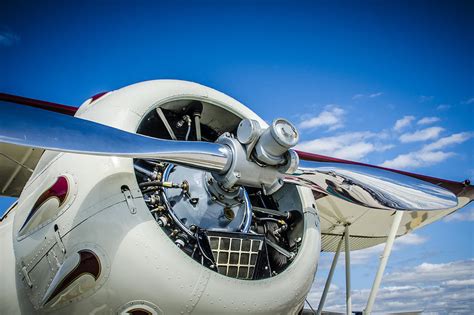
[364,211,403,314]
[316,235,344,314]
[344,225,352,315]
[314,212,412,314]
[315,224,353,315]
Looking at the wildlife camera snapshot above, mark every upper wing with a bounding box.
[296,150,474,251]
[0,94,78,197]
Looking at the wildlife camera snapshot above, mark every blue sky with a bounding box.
[1,1,473,313]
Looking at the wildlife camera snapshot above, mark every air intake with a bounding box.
[205,231,271,280]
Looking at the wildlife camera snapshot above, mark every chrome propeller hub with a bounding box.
[162,164,252,236]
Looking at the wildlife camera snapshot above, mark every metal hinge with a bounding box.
[21,262,33,288]
[122,186,137,214]
[54,224,66,254]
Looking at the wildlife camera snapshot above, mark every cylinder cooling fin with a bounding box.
[133,98,305,280]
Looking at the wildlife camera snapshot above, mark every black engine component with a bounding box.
[205,231,271,280]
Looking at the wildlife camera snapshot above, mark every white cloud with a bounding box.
[352,92,383,100]
[417,116,440,125]
[462,97,474,105]
[437,104,451,110]
[334,142,375,160]
[395,233,427,246]
[296,131,393,161]
[384,259,474,284]
[393,115,415,132]
[349,243,385,264]
[423,132,473,151]
[443,279,474,286]
[306,235,474,314]
[369,92,383,98]
[444,205,474,222]
[419,95,434,103]
[322,233,428,268]
[380,150,454,169]
[340,233,427,266]
[381,132,472,169]
[309,259,474,314]
[399,127,444,143]
[298,105,345,131]
[0,31,20,47]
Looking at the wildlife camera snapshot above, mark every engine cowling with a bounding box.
[10,80,320,314]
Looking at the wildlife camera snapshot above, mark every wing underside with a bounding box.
[0,144,44,197]
[0,95,77,197]
[317,192,472,251]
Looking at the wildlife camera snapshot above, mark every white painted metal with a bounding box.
[364,210,404,314]
[317,234,344,315]
[0,80,319,314]
[0,203,32,314]
[345,225,352,315]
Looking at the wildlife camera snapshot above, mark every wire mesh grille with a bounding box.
[208,235,262,279]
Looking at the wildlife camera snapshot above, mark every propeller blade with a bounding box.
[0,102,230,173]
[286,160,458,211]
[0,101,459,211]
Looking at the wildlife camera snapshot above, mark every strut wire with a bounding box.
[305,298,316,314]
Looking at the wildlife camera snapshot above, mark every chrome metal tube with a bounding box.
[134,164,156,179]
[194,114,201,141]
[185,121,191,141]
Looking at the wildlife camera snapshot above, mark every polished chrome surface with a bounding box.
[162,164,252,236]
[0,102,230,173]
[213,134,284,193]
[286,160,458,211]
[254,118,299,166]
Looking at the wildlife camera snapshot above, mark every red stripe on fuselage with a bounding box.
[0,93,78,116]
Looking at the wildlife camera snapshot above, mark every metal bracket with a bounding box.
[54,225,66,254]
[21,262,33,288]
[122,186,137,214]
[156,107,177,140]
[266,238,295,260]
